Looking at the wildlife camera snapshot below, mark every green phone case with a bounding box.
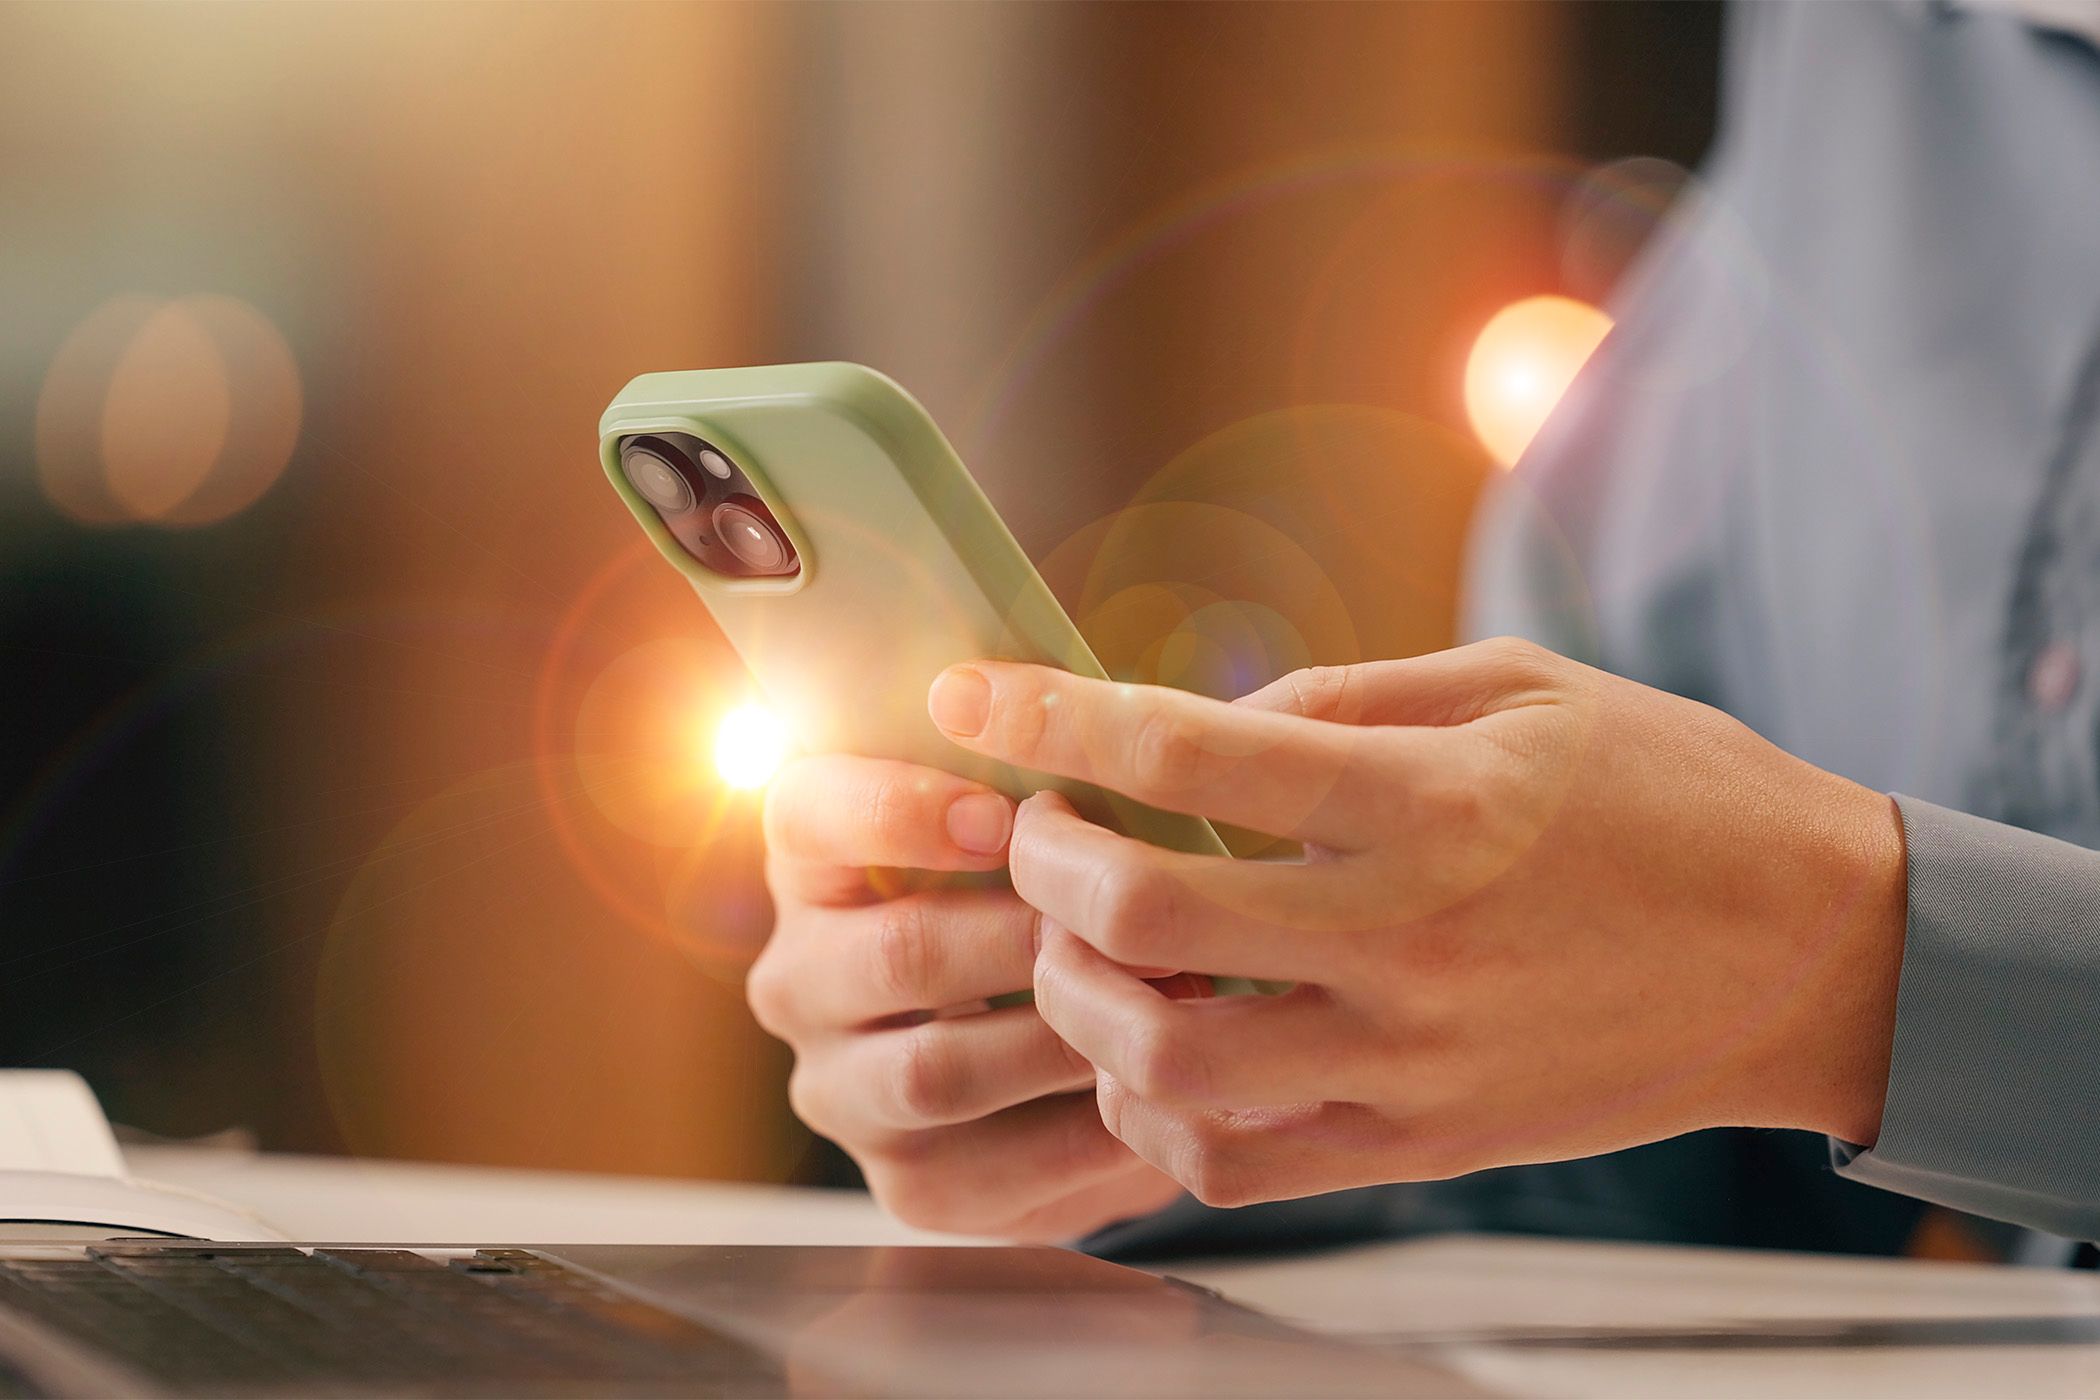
[599,363,1269,993]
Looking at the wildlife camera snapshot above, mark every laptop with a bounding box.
[0,1239,1470,1397]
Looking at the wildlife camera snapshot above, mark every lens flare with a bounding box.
[1463,294,1612,468]
[712,703,790,790]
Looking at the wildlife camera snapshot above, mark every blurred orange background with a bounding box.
[0,2,1716,1183]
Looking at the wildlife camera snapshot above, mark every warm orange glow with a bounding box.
[1463,294,1612,468]
[573,637,726,847]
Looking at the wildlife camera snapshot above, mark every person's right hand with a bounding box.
[747,754,1183,1240]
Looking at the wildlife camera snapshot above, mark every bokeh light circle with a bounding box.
[101,301,232,520]
[1035,404,1507,871]
[35,296,159,525]
[1556,156,1693,304]
[35,292,303,527]
[1463,294,1613,469]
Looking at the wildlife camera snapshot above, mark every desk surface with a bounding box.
[130,1146,2100,1399]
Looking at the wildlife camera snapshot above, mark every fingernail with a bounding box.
[929,665,992,737]
[945,791,1013,854]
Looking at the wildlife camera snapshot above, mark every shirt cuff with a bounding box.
[1831,795,2100,1239]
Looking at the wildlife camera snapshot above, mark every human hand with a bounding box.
[925,638,1907,1207]
[747,754,1182,1238]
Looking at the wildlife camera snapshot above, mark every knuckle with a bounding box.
[1186,1171,1258,1210]
[1393,920,1469,983]
[1478,635,1559,687]
[1415,764,1491,830]
[995,673,1054,756]
[1476,634,1538,666]
[1094,1074,1131,1144]
[1049,1026,1095,1082]
[867,1139,1034,1238]
[861,772,921,844]
[869,899,938,1008]
[1090,863,1181,966]
[1047,1096,1122,1179]
[890,1026,968,1124]
[1285,665,1353,721]
[1129,708,1207,796]
[1176,1130,1258,1209]
[743,951,794,1036]
[1379,1119,1474,1182]
[783,1062,828,1134]
[1124,1013,1210,1104]
[760,850,796,902]
[759,780,801,853]
[862,1159,949,1233]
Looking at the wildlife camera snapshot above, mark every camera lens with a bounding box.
[712,496,794,574]
[621,443,696,513]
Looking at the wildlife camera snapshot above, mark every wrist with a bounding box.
[1791,784,1909,1145]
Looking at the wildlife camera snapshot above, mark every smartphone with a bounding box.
[597,361,1231,861]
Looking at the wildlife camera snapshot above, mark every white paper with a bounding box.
[0,1071,126,1177]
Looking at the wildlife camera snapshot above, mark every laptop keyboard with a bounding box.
[0,1245,783,1397]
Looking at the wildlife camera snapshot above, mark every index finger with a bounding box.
[928,662,1393,847]
[1008,791,1351,980]
[765,754,1015,880]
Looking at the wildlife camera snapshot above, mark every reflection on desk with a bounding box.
[1171,1235,2100,1399]
[131,1147,2100,1399]
[130,1145,974,1247]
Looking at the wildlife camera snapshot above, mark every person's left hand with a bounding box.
[925,639,1908,1207]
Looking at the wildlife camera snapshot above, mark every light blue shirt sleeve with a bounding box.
[1829,797,2100,1240]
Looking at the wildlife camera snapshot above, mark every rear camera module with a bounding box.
[615,433,800,580]
[620,442,696,513]
[712,497,794,575]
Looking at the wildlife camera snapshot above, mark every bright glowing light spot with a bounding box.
[713,703,791,790]
[1464,294,1613,468]
[1499,363,1541,400]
